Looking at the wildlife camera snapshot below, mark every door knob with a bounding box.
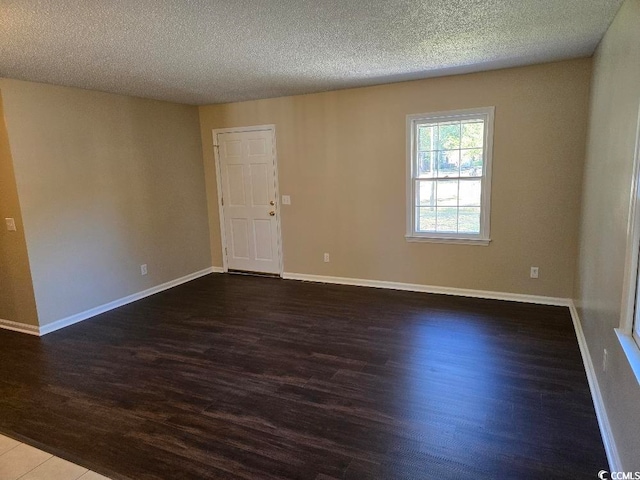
[269,211,275,216]
[270,200,275,206]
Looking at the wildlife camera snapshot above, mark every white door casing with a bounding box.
[213,126,282,275]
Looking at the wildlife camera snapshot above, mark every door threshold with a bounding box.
[227,269,281,279]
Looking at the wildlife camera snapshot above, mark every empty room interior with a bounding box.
[1,0,640,479]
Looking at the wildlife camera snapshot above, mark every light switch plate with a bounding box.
[5,218,16,231]
[282,195,291,205]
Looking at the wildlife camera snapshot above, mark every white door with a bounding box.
[215,127,281,275]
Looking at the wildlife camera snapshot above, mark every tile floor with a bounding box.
[0,434,110,480]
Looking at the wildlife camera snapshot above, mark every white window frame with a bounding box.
[405,106,495,245]
[617,101,640,385]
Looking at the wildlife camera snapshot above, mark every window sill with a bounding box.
[405,235,491,246]
[615,329,640,386]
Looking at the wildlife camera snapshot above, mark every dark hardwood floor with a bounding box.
[0,274,607,479]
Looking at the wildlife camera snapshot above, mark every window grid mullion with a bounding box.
[413,123,419,232]
[456,178,460,233]
[434,175,439,232]
[433,123,439,232]
[456,120,462,234]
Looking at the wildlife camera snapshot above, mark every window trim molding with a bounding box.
[618,100,640,385]
[404,235,491,246]
[405,106,495,244]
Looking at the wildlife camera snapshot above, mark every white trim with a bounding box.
[271,128,285,276]
[619,102,640,336]
[0,318,39,336]
[615,329,640,386]
[406,106,495,244]
[568,301,622,472]
[212,125,284,276]
[212,129,229,273]
[407,107,495,123]
[280,270,620,470]
[617,101,640,385]
[38,267,217,336]
[282,272,568,306]
[405,235,491,246]
[212,125,276,135]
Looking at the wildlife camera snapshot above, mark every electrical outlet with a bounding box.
[603,349,608,372]
[4,218,16,231]
[323,253,330,263]
[530,266,539,279]
[140,264,148,276]
[282,195,291,205]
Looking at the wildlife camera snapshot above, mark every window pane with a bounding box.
[461,149,483,177]
[436,207,458,232]
[459,179,481,206]
[418,125,435,152]
[437,150,460,178]
[437,123,461,150]
[461,121,484,149]
[436,180,458,206]
[417,151,436,178]
[417,207,436,232]
[416,180,436,206]
[458,207,481,234]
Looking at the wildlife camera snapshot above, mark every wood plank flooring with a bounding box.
[0,274,607,479]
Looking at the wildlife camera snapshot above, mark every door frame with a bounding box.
[212,124,284,276]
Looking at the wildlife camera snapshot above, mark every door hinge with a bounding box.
[221,197,224,206]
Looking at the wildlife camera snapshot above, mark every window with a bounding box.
[635,243,640,348]
[406,107,494,245]
[617,187,640,386]
[635,302,640,349]
[616,105,640,385]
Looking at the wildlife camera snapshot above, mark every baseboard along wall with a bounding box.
[568,301,622,472]
[1,269,567,336]
[281,272,570,306]
[280,272,619,471]
[0,267,220,337]
[0,318,40,336]
[0,267,619,470]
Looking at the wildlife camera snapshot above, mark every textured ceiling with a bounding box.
[0,0,624,105]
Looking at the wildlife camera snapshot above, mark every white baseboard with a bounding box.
[37,267,218,336]
[2,266,617,470]
[282,272,617,469]
[0,318,39,336]
[568,301,622,472]
[282,272,570,306]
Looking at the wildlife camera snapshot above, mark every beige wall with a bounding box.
[574,0,640,470]
[0,91,38,326]
[199,59,591,298]
[0,79,212,326]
